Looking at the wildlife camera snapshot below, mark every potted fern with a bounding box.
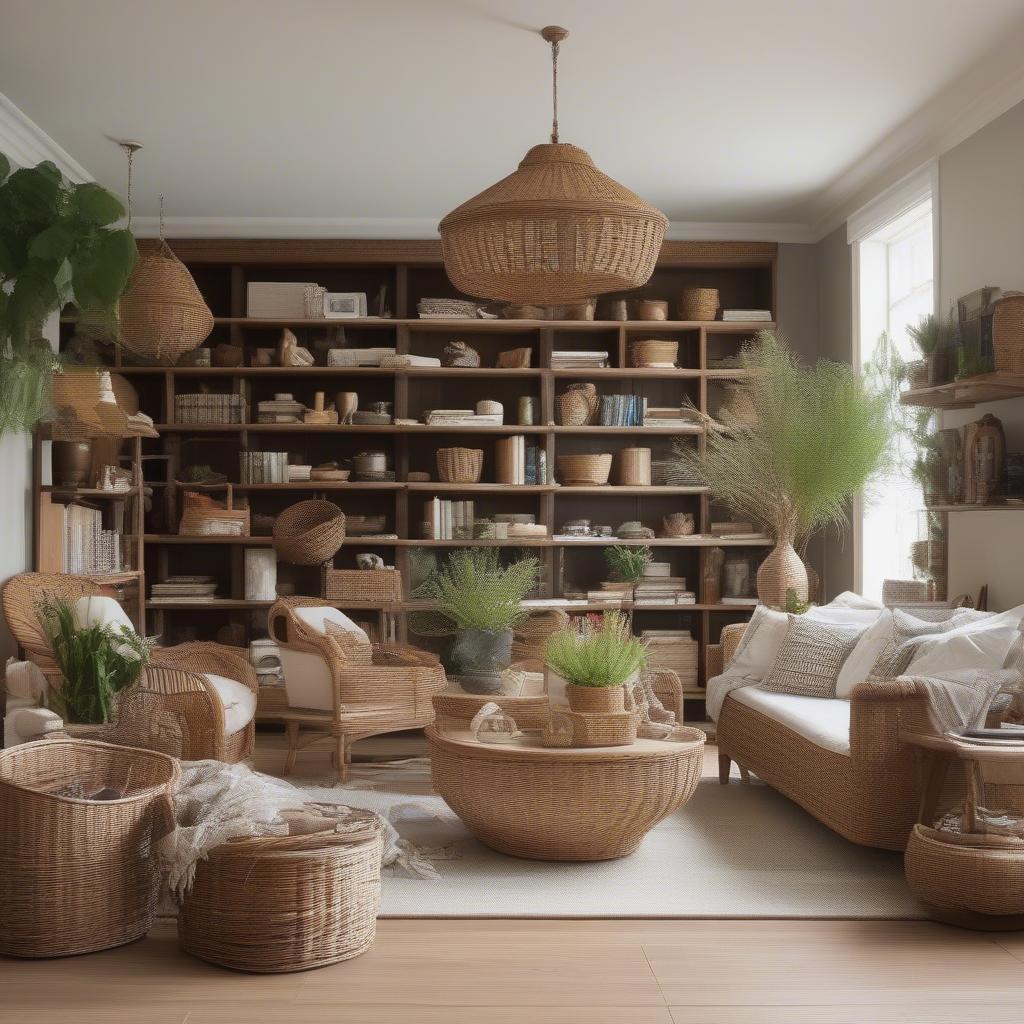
[544,611,648,714]
[603,545,651,598]
[410,548,539,694]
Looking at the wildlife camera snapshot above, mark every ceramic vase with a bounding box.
[451,627,513,694]
[51,440,92,487]
[336,392,358,425]
[756,536,808,608]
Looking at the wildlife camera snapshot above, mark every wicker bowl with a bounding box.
[557,453,613,486]
[679,287,719,321]
[437,447,484,483]
[630,339,679,368]
[0,738,179,958]
[555,383,600,426]
[273,500,346,565]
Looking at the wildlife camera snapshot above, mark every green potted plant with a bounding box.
[38,596,153,724]
[672,332,891,608]
[544,611,648,714]
[907,313,944,386]
[410,548,539,694]
[603,544,651,598]
[0,154,136,437]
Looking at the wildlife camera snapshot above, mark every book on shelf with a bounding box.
[240,451,290,484]
[175,393,246,425]
[54,502,124,575]
[551,350,609,368]
[720,596,759,605]
[599,394,647,427]
[426,498,475,540]
[150,575,218,603]
[721,309,772,322]
[425,410,503,426]
[495,435,548,485]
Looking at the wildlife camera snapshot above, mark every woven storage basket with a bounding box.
[437,447,484,483]
[555,383,600,426]
[119,240,214,362]
[431,691,552,731]
[321,567,403,603]
[678,287,719,321]
[179,485,251,537]
[179,809,383,972]
[273,500,346,565]
[557,453,613,486]
[618,447,652,486]
[907,360,930,390]
[881,579,932,606]
[993,294,1024,374]
[566,709,639,747]
[630,339,679,367]
[512,608,571,662]
[0,739,179,958]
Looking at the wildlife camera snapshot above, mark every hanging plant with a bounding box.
[0,153,137,435]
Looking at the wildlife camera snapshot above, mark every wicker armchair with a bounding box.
[2,572,257,763]
[707,621,932,851]
[268,597,447,781]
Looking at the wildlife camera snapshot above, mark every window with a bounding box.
[853,191,935,602]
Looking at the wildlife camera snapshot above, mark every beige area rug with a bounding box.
[296,760,924,919]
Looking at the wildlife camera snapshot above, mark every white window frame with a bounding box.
[848,161,939,595]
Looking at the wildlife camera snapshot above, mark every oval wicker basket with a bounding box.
[678,287,719,321]
[555,383,600,426]
[630,339,679,368]
[273,500,346,565]
[0,738,179,958]
[557,453,613,486]
[437,447,484,483]
[179,809,384,972]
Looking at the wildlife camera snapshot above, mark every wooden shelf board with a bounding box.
[926,503,1024,513]
[900,372,1024,410]
[143,535,398,546]
[147,599,397,610]
[163,481,403,491]
[42,487,138,500]
[550,425,702,435]
[143,533,768,548]
[154,423,550,434]
[556,485,708,495]
[550,368,701,379]
[151,481,708,495]
[208,316,775,333]
[406,483,555,493]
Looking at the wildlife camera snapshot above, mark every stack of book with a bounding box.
[633,575,695,605]
[256,397,305,423]
[495,435,548,484]
[60,503,123,574]
[644,406,703,431]
[551,350,609,369]
[288,464,312,482]
[175,394,246,424]
[424,409,503,426]
[241,451,290,484]
[327,347,397,366]
[599,394,646,426]
[150,576,218,603]
[722,309,772,322]
[426,498,475,540]
[710,521,770,541]
[641,630,699,688]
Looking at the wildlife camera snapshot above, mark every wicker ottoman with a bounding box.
[427,725,705,861]
[179,809,383,972]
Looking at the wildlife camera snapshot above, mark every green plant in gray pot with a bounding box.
[410,548,539,694]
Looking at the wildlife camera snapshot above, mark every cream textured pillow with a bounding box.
[760,615,862,698]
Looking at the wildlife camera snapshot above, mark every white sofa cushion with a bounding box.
[906,604,1024,676]
[294,605,369,645]
[74,595,135,635]
[731,686,851,755]
[834,610,892,698]
[280,648,334,712]
[202,673,257,735]
[726,604,789,680]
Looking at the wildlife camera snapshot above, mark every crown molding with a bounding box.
[0,92,92,181]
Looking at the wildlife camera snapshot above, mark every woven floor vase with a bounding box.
[119,240,214,363]
[439,144,668,304]
[756,537,808,608]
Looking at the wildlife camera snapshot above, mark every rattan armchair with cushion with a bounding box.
[2,572,257,763]
[269,597,447,781]
[707,621,932,851]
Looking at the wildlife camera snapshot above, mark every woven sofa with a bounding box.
[707,623,932,851]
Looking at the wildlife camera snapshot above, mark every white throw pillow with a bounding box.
[824,592,883,611]
[74,595,136,636]
[906,605,1024,677]
[202,673,257,735]
[725,604,789,681]
[832,610,893,698]
[294,605,369,645]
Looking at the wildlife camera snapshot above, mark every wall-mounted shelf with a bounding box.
[901,372,1024,410]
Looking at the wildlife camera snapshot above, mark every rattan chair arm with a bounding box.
[152,641,259,696]
[720,622,747,666]
[849,678,929,703]
[705,644,724,679]
[848,677,930,763]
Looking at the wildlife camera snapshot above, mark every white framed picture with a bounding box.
[323,291,367,319]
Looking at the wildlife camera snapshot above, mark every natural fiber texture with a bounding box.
[179,486,250,537]
[431,690,552,731]
[630,339,678,367]
[118,240,214,362]
[273,500,345,565]
[557,453,612,485]
[321,567,403,603]
[759,615,862,698]
[437,447,484,483]
[439,143,667,304]
[881,579,932,606]
[993,294,1024,375]
[0,739,178,958]
[511,608,570,662]
[555,383,599,426]
[679,287,719,321]
[618,447,652,486]
[755,538,809,607]
[566,682,626,713]
[428,725,704,860]
[269,597,447,782]
[564,709,639,747]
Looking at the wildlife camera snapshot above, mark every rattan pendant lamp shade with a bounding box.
[439,27,667,305]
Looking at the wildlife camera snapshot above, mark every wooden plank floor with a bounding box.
[4,730,1022,1022]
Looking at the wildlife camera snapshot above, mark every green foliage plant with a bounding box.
[544,610,648,688]
[907,314,942,357]
[38,596,153,724]
[0,154,137,435]
[603,544,651,583]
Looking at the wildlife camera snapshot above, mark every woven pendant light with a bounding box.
[439,26,667,305]
[116,143,214,363]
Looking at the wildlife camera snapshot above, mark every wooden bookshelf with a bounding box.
[50,238,777,720]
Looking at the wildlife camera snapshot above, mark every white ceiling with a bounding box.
[3,0,1024,239]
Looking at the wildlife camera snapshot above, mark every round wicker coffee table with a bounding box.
[427,725,705,861]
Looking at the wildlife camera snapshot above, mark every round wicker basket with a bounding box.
[630,339,679,368]
[555,383,600,426]
[0,739,179,958]
[437,447,484,483]
[557,453,613,486]
[273,500,346,565]
[179,810,383,972]
[617,447,652,486]
[679,287,719,321]
[566,683,626,714]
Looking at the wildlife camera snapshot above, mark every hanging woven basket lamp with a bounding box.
[115,142,214,363]
[439,26,668,306]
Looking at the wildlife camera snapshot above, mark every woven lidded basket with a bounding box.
[273,500,346,565]
[437,447,484,483]
[630,339,679,367]
[555,383,600,426]
[993,294,1024,374]
[557,453,613,486]
[179,809,383,972]
[322,567,403,603]
[678,287,719,321]
[565,710,639,747]
[0,739,179,958]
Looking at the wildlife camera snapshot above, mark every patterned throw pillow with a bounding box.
[760,615,862,698]
[870,608,987,679]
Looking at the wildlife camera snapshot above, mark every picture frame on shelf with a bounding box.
[323,291,368,319]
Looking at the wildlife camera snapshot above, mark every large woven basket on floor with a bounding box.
[0,739,179,958]
[273,500,346,565]
[179,809,383,972]
[437,447,484,483]
[557,453,613,486]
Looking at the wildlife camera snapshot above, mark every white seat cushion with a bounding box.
[74,595,136,635]
[294,605,369,645]
[730,686,851,755]
[203,673,257,735]
[280,648,334,712]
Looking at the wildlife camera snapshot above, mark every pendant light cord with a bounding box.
[550,38,560,144]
